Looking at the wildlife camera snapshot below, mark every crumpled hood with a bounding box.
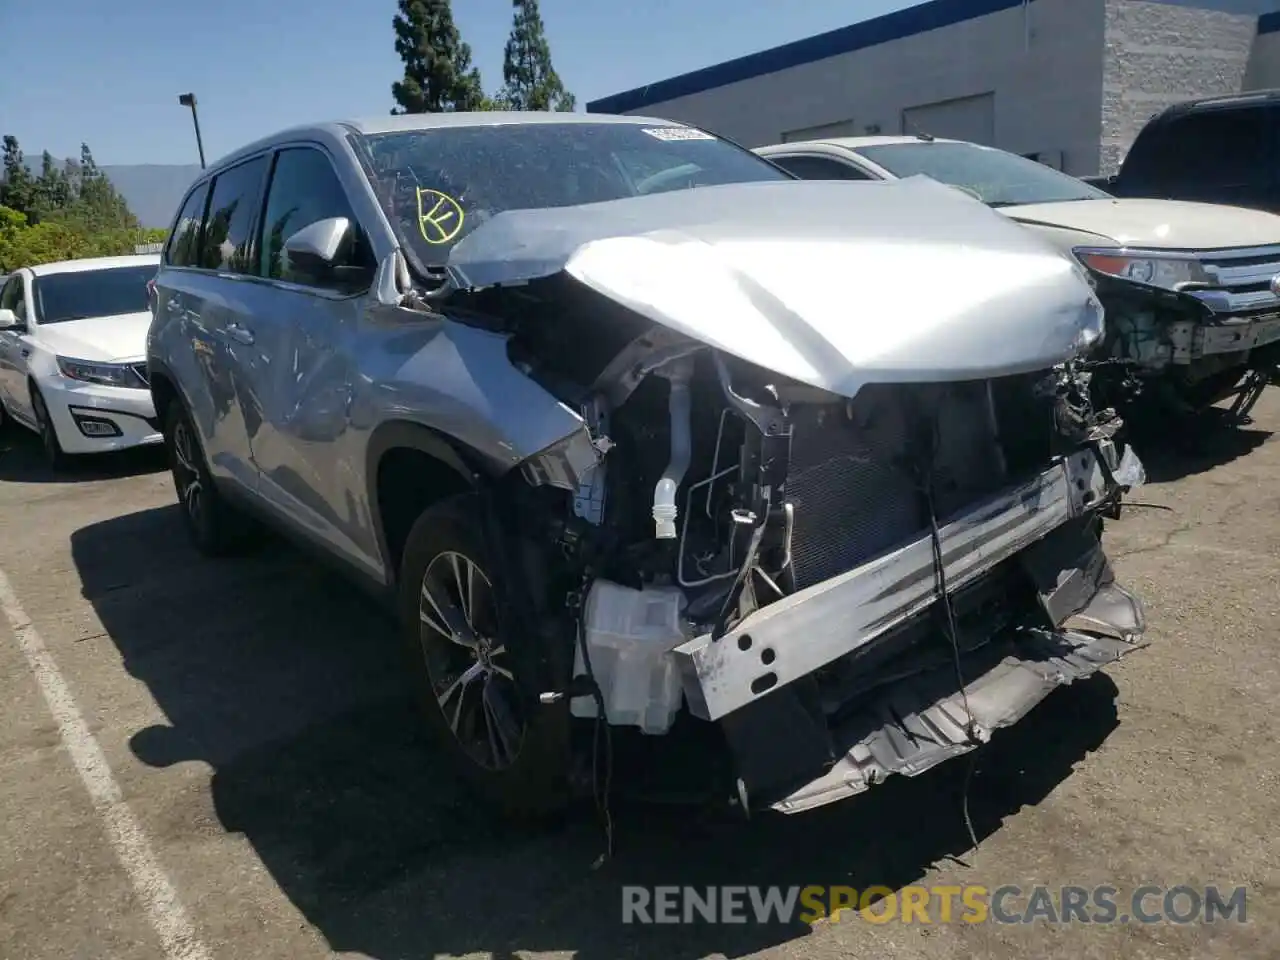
[1004,198,1280,249]
[445,177,1104,399]
[33,311,151,362]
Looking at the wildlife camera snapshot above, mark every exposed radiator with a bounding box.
[784,382,1006,590]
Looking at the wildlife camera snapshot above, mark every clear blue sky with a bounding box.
[0,0,917,167]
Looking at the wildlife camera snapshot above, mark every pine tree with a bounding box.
[0,136,36,217]
[500,0,575,111]
[391,0,485,113]
[66,144,139,232]
[32,151,73,219]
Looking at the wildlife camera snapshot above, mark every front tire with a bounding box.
[29,386,70,472]
[164,399,257,556]
[397,494,571,820]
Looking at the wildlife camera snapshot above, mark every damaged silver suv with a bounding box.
[147,113,1150,818]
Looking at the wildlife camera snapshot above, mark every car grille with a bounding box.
[1192,245,1280,315]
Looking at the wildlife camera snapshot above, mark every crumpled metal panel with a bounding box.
[444,176,1105,400]
[771,627,1149,815]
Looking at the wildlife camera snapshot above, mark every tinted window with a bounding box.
[258,147,374,290]
[0,274,25,321]
[1130,108,1268,189]
[32,265,157,324]
[855,141,1108,206]
[770,155,873,180]
[198,157,268,274]
[166,182,210,268]
[358,122,791,265]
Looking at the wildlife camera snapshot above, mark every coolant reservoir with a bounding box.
[572,580,688,735]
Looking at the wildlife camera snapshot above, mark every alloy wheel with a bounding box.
[171,419,204,527]
[417,550,526,771]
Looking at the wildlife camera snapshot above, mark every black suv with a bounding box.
[1101,89,1280,212]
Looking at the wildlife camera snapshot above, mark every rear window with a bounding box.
[33,265,157,325]
[198,157,269,274]
[1123,105,1271,190]
[166,182,210,268]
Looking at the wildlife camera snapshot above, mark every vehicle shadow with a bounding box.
[70,504,1123,960]
[0,425,167,482]
[1123,406,1272,484]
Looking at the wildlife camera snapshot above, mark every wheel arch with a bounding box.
[365,419,512,587]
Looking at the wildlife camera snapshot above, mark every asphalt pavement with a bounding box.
[1,392,1278,960]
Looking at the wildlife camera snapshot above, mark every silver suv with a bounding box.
[148,113,1150,820]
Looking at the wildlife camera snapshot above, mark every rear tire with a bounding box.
[164,399,258,556]
[397,493,571,820]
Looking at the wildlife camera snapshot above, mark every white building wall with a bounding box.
[605,0,1107,176]
[1101,0,1259,173]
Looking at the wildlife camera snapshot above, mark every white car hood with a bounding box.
[445,177,1103,399]
[34,311,151,363]
[1004,198,1280,249]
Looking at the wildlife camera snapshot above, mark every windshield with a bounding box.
[33,265,156,325]
[856,141,1109,207]
[358,122,793,266]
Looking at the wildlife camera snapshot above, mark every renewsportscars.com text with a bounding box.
[621,884,1248,926]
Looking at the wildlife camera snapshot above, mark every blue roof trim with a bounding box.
[586,0,1033,114]
[1261,10,1280,32]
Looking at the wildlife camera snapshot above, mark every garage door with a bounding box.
[901,93,995,145]
[782,119,858,142]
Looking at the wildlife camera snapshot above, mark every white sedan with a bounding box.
[0,254,162,468]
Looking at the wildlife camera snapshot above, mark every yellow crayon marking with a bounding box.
[416,188,465,244]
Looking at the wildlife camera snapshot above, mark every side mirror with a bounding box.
[0,308,22,331]
[284,216,353,281]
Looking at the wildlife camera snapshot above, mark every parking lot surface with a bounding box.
[1,394,1279,960]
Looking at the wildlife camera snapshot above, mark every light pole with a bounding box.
[177,93,206,169]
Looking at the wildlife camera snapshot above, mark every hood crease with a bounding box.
[444,178,1105,397]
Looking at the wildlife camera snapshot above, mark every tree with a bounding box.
[500,0,575,111]
[65,143,139,233]
[0,135,151,269]
[32,151,73,220]
[391,0,486,113]
[0,136,36,217]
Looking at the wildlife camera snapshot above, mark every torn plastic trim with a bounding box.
[520,422,602,492]
[672,448,1118,722]
[770,625,1150,814]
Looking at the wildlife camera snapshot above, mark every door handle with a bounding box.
[227,323,255,346]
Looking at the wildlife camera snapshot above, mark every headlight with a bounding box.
[55,357,147,389]
[1074,247,1209,291]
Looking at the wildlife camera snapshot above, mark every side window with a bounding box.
[769,155,873,181]
[165,182,210,268]
[258,146,374,291]
[0,276,19,310]
[198,157,268,274]
[1,275,28,321]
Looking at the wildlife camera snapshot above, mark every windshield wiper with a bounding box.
[988,197,1094,208]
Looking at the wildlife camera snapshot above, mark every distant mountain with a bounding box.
[99,164,203,229]
[12,156,202,229]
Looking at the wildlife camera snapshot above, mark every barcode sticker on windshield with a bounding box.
[641,127,715,141]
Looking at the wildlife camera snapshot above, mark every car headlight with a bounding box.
[1074,247,1209,291]
[55,357,147,389]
